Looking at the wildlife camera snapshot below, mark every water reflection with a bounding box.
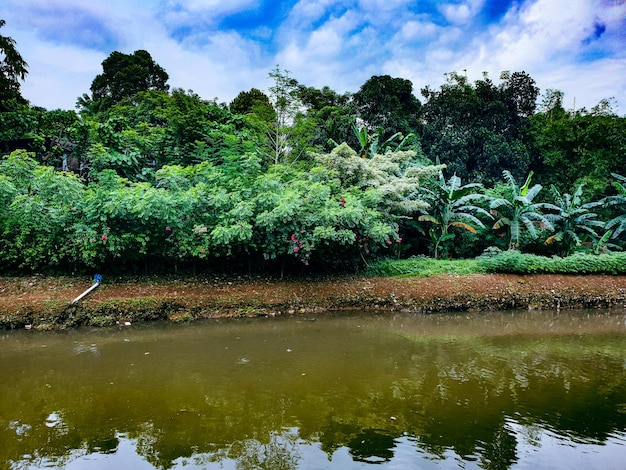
[1,310,626,469]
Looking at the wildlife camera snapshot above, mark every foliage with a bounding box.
[348,124,415,159]
[420,71,538,185]
[366,256,483,277]
[603,173,626,241]
[0,144,441,273]
[313,144,442,216]
[265,66,308,164]
[0,150,84,271]
[418,173,491,258]
[489,170,556,249]
[353,75,421,141]
[77,50,170,113]
[529,98,626,196]
[0,19,29,111]
[478,250,626,274]
[2,60,626,274]
[230,88,274,116]
[543,184,604,256]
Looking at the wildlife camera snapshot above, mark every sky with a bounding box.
[1,0,625,114]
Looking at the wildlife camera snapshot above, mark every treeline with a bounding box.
[1,47,625,275]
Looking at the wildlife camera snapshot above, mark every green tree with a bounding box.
[295,85,357,152]
[420,71,537,185]
[418,173,491,258]
[528,95,626,196]
[77,50,169,113]
[230,88,273,117]
[0,151,84,271]
[489,170,556,250]
[0,19,29,111]
[543,184,604,256]
[353,75,420,141]
[265,66,307,164]
[297,85,351,112]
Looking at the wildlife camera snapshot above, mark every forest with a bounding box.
[1,35,626,275]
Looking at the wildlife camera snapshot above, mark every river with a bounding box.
[1,309,626,469]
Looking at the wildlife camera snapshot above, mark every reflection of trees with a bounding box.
[230,430,300,470]
[2,322,626,469]
[347,428,396,463]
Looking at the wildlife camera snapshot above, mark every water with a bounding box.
[1,310,626,469]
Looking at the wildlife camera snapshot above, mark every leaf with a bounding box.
[450,221,477,233]
[418,214,439,224]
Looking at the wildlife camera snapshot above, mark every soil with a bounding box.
[1,273,625,330]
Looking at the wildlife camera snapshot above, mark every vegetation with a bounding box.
[1,18,625,276]
[478,250,626,275]
[366,257,483,277]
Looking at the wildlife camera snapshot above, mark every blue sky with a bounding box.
[1,0,625,113]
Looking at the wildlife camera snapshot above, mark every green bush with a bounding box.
[478,250,626,274]
[367,256,483,277]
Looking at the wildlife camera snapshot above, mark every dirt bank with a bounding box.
[1,274,625,330]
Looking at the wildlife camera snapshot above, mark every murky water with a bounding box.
[1,310,626,469]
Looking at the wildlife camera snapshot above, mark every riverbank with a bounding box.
[1,273,625,330]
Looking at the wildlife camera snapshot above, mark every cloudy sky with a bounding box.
[1,0,625,113]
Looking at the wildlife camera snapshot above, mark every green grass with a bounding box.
[367,250,626,277]
[366,256,484,277]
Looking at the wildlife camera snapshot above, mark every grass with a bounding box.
[366,256,485,277]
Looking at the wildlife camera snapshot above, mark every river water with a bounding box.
[1,309,626,469]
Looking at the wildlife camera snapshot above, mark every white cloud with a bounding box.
[439,0,485,25]
[0,0,624,113]
[397,19,440,42]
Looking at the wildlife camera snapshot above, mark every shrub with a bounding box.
[367,256,483,277]
[478,250,626,274]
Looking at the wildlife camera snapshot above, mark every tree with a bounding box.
[489,170,556,250]
[229,88,273,117]
[264,66,311,165]
[77,50,169,113]
[418,173,491,258]
[543,184,604,256]
[297,85,351,112]
[528,96,626,196]
[420,71,536,185]
[0,19,29,111]
[353,75,420,140]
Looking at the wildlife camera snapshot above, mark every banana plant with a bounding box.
[543,184,604,256]
[490,170,557,250]
[603,173,626,240]
[418,172,491,258]
[352,124,415,158]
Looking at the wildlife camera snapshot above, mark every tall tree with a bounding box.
[77,50,169,113]
[295,85,357,152]
[420,71,537,185]
[0,19,29,111]
[528,95,626,196]
[265,66,311,165]
[229,88,273,117]
[353,75,420,140]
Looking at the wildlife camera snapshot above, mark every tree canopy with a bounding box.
[77,50,169,113]
[0,19,29,111]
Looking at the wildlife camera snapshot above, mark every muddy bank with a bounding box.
[1,274,625,330]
